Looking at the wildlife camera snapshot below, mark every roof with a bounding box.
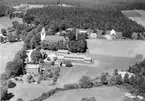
[39,63,52,69]
[44,35,64,41]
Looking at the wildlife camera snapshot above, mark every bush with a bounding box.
[17,98,24,101]
[0,87,8,100]
[0,36,4,43]
[8,80,16,88]
[100,74,108,85]
[1,29,7,36]
[7,32,17,42]
[36,75,42,84]
[79,76,93,88]
[62,60,72,67]
[63,83,79,90]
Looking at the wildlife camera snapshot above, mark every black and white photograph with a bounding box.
[0,0,145,101]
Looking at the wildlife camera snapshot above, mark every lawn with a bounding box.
[0,42,23,74]
[44,86,125,101]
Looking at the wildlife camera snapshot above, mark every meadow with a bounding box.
[122,10,145,27]
[44,86,125,101]
[0,42,23,74]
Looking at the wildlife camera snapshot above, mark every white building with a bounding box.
[40,27,46,41]
[118,71,135,79]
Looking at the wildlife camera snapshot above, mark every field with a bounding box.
[122,10,145,27]
[3,0,145,7]
[0,42,23,74]
[8,82,56,101]
[44,86,125,101]
[87,39,145,58]
[0,16,22,28]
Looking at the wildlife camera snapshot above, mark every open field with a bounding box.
[3,0,145,6]
[87,39,145,58]
[44,86,125,101]
[8,82,56,101]
[122,10,145,27]
[0,16,22,28]
[0,42,23,74]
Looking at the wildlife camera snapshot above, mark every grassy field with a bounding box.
[44,86,125,101]
[8,82,56,101]
[0,42,23,74]
[0,16,22,28]
[122,10,145,27]
[87,39,145,58]
[3,0,145,6]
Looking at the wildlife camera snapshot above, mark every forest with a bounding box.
[24,3,145,38]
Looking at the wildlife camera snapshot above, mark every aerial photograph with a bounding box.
[0,0,145,101]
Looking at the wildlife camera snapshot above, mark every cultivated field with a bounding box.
[44,86,125,101]
[122,10,145,27]
[0,42,23,74]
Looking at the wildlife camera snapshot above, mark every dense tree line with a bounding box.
[127,60,145,96]
[24,4,145,38]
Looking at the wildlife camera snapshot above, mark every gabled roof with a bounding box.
[43,35,64,41]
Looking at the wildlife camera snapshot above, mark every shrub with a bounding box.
[62,60,72,67]
[17,98,24,101]
[0,87,8,100]
[0,36,4,42]
[63,83,79,90]
[36,75,42,84]
[8,80,16,88]
[1,29,7,36]
[7,32,17,42]
[123,73,130,84]
[100,74,108,85]
[79,76,93,88]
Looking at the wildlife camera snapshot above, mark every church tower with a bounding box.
[40,27,46,41]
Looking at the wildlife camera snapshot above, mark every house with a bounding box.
[57,50,70,54]
[89,33,97,39]
[118,71,135,79]
[25,64,39,74]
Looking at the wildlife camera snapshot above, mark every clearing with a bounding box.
[44,86,125,101]
[0,42,23,74]
[122,10,145,27]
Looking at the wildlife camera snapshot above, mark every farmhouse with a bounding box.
[118,71,135,79]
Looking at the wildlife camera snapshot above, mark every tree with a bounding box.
[34,18,40,25]
[79,76,93,88]
[100,74,108,85]
[31,49,42,63]
[5,61,24,78]
[114,69,118,75]
[30,34,41,49]
[123,73,130,84]
[7,32,16,42]
[12,21,19,30]
[1,29,7,36]
[23,14,35,24]
[67,30,76,41]
[0,36,4,43]
[116,74,123,85]
[0,87,8,100]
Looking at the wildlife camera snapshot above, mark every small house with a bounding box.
[25,64,39,74]
[84,57,92,63]
[57,50,70,54]
[89,33,97,39]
